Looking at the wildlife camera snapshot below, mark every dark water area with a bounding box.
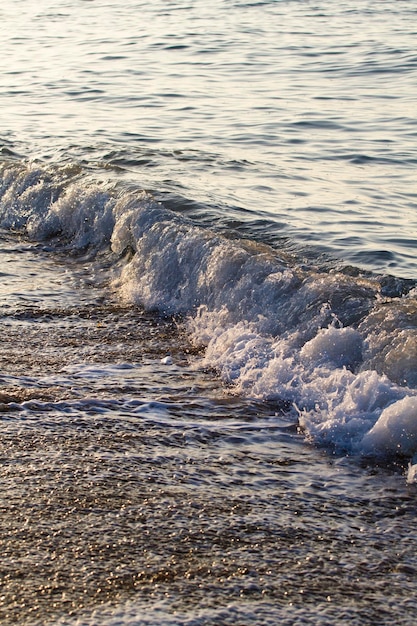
[1,0,417,623]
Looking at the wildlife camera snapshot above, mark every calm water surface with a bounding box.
[1,0,416,274]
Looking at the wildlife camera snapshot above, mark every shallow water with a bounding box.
[0,232,416,626]
[1,0,417,624]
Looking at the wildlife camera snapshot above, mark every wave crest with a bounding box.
[1,159,417,462]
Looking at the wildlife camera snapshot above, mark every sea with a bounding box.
[1,0,417,624]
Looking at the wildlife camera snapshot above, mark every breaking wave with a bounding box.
[1,159,417,466]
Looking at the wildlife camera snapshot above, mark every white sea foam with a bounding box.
[361,397,417,456]
[52,598,307,626]
[0,161,115,251]
[1,161,417,463]
[109,188,417,461]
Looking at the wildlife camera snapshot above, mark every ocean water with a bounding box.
[1,0,417,624]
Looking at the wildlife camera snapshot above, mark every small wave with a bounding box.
[1,159,417,464]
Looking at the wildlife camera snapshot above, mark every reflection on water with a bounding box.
[1,0,416,276]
